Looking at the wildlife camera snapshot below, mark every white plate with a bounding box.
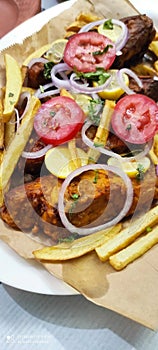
[0,0,78,295]
[0,0,157,295]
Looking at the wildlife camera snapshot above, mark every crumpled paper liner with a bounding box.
[1,0,158,330]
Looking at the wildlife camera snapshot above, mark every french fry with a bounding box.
[2,54,23,122]
[4,113,16,149]
[0,96,41,191]
[109,225,158,270]
[23,44,55,66]
[0,99,4,150]
[33,223,122,261]
[95,205,158,261]
[88,100,115,162]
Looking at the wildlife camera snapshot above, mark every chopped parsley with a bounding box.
[8,92,14,97]
[44,62,54,79]
[103,19,113,30]
[126,124,132,131]
[93,170,99,184]
[58,233,78,243]
[92,45,113,56]
[135,163,145,181]
[88,98,103,126]
[39,85,44,93]
[146,226,152,233]
[50,110,56,117]
[71,193,79,200]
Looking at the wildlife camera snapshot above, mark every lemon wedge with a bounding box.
[3,54,22,122]
[93,69,129,100]
[44,39,68,64]
[98,23,122,43]
[45,146,88,179]
[107,156,151,178]
[72,93,93,116]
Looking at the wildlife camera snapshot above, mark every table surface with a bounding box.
[1,1,158,349]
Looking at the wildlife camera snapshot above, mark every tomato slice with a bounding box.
[63,32,116,73]
[111,94,158,144]
[34,96,85,146]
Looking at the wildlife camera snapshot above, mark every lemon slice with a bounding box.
[72,93,93,116]
[44,39,68,63]
[45,146,88,179]
[93,69,129,100]
[107,156,151,178]
[98,23,122,43]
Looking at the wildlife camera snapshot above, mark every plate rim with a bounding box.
[0,0,78,296]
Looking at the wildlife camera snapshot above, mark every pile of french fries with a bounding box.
[0,12,158,271]
[0,54,40,205]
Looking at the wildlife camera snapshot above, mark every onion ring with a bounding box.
[58,163,133,235]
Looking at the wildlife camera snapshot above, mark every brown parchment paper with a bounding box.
[1,0,158,330]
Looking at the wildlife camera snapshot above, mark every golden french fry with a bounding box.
[132,63,158,77]
[0,96,41,191]
[2,54,23,122]
[88,100,115,162]
[95,205,158,261]
[33,224,122,261]
[154,60,158,72]
[4,113,16,149]
[0,99,4,150]
[109,226,158,270]
[149,40,158,56]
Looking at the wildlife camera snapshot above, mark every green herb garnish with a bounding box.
[92,45,113,56]
[135,163,145,181]
[88,98,103,126]
[93,170,99,183]
[126,124,132,131]
[44,62,54,79]
[8,92,14,97]
[50,111,56,117]
[58,233,78,243]
[71,193,79,200]
[103,19,113,30]
[146,226,152,233]
[39,85,44,93]
[76,67,110,86]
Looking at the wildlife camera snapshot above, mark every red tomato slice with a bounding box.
[111,94,158,144]
[34,96,85,146]
[63,32,116,73]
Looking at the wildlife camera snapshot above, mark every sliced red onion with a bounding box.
[69,73,112,94]
[27,57,48,69]
[79,18,128,53]
[156,164,158,176]
[117,68,143,95]
[51,63,72,90]
[82,121,152,162]
[58,163,133,235]
[82,121,123,160]
[10,108,20,129]
[22,144,52,159]
[35,82,59,98]
[10,92,31,129]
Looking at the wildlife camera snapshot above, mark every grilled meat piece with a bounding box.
[1,166,158,243]
[128,76,158,102]
[24,62,48,89]
[113,15,156,69]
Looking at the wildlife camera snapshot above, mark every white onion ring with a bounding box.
[82,121,152,162]
[27,57,48,69]
[78,18,129,53]
[69,73,112,94]
[51,63,72,90]
[35,87,60,99]
[117,68,143,95]
[58,163,133,235]
[22,144,52,159]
